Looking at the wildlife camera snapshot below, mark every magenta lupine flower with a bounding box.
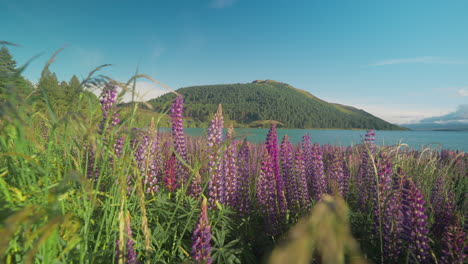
[265,124,288,218]
[171,94,189,188]
[224,124,239,208]
[440,220,467,264]
[311,143,327,201]
[357,129,376,210]
[164,154,178,192]
[192,198,212,264]
[207,105,225,208]
[401,177,430,263]
[115,216,137,264]
[99,84,120,134]
[281,135,298,211]
[236,139,251,214]
[257,147,281,235]
[294,148,310,211]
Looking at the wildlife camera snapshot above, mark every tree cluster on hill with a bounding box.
[0,46,34,103]
[0,45,100,120]
[148,81,405,130]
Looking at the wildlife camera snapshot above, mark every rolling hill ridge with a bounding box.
[147,80,406,130]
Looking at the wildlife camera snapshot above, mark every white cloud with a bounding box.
[211,0,237,8]
[458,88,468,96]
[417,104,468,125]
[351,104,452,124]
[121,82,169,103]
[152,46,165,57]
[370,57,465,66]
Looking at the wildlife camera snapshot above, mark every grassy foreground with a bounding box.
[0,56,467,264]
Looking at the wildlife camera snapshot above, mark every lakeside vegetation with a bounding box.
[1,45,467,263]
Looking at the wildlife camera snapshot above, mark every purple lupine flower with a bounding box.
[401,176,431,263]
[207,105,225,208]
[294,148,310,212]
[265,124,288,218]
[430,177,455,237]
[236,139,251,214]
[373,154,402,261]
[114,135,126,158]
[381,166,405,262]
[311,143,327,201]
[224,124,239,208]
[374,153,393,220]
[146,124,161,194]
[190,171,203,198]
[281,135,298,212]
[161,136,172,161]
[440,220,467,264]
[340,155,350,198]
[115,216,137,264]
[171,94,189,188]
[192,198,212,264]
[99,84,120,135]
[301,134,316,199]
[327,148,344,196]
[357,129,376,210]
[84,143,99,180]
[164,154,178,192]
[132,127,160,194]
[257,147,281,236]
[322,144,335,172]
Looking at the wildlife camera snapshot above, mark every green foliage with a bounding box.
[0,46,33,103]
[148,80,406,130]
[0,46,465,264]
[270,195,367,264]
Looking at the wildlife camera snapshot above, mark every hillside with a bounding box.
[147,80,406,130]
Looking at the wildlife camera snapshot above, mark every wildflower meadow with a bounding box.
[0,57,467,264]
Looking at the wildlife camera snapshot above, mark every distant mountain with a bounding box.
[403,122,468,131]
[147,80,406,130]
[403,104,468,131]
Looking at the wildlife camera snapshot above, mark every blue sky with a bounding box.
[2,0,468,124]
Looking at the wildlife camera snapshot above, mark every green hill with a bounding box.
[147,80,406,130]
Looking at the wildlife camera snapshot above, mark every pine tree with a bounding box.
[69,75,81,93]
[36,68,64,113]
[0,45,33,102]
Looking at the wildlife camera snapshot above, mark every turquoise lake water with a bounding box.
[162,128,468,152]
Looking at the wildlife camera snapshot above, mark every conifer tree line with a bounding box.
[0,45,99,118]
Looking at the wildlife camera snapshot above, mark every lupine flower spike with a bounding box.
[401,176,430,263]
[207,104,225,208]
[99,84,120,135]
[192,197,212,264]
[171,94,189,188]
